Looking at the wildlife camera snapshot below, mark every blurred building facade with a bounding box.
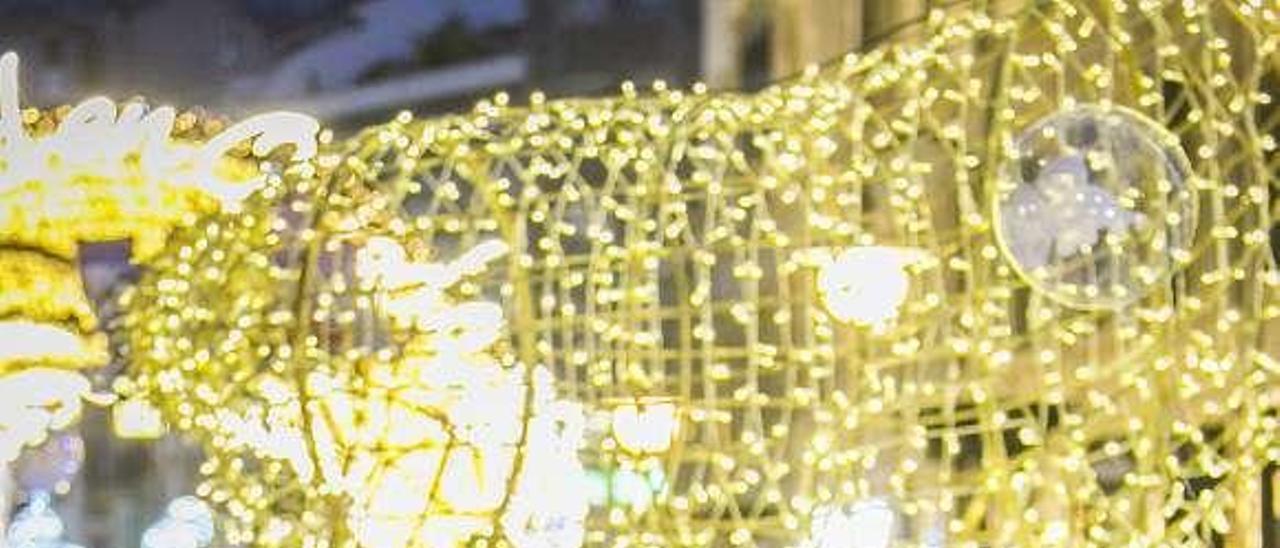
[0,0,910,128]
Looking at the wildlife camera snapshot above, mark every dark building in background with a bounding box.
[0,0,352,108]
[234,0,714,130]
[526,0,702,96]
[0,0,273,106]
[98,0,275,105]
[0,0,108,105]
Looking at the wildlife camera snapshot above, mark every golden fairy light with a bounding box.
[124,0,1280,546]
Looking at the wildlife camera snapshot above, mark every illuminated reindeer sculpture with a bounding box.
[124,0,1280,546]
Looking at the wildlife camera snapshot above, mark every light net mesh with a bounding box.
[124,1,1280,546]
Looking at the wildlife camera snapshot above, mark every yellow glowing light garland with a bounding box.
[124,0,1280,546]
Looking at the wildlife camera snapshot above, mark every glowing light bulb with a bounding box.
[806,499,897,548]
[610,399,679,455]
[816,247,929,327]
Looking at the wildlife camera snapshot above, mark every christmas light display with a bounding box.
[122,0,1280,546]
[0,50,319,460]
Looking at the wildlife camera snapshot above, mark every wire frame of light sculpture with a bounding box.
[120,153,591,546]
[123,0,1280,546]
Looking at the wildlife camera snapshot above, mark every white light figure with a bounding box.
[350,237,589,548]
[355,236,508,344]
[805,499,897,548]
[0,369,91,465]
[6,492,82,548]
[141,496,215,548]
[816,246,930,328]
[212,237,589,547]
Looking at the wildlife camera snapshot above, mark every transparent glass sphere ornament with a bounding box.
[994,105,1196,308]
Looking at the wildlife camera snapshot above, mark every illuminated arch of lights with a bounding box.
[0,51,319,465]
[122,0,1280,546]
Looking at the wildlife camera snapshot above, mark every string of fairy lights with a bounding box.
[0,0,1277,546]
